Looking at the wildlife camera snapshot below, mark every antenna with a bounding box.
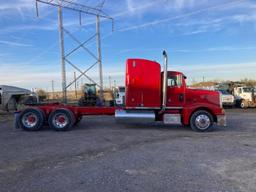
[35,0,114,103]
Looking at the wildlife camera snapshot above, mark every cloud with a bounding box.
[171,62,256,83]
[174,62,256,72]
[126,0,135,13]
[116,0,253,32]
[0,18,91,34]
[171,0,196,9]
[0,40,32,47]
[116,46,256,56]
[111,0,158,18]
[1,59,255,90]
[0,0,34,11]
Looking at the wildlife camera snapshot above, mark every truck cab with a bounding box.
[0,85,38,112]
[116,51,226,132]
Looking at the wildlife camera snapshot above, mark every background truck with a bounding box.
[233,86,256,108]
[114,86,125,106]
[0,85,38,112]
[78,83,114,107]
[218,90,235,107]
[16,51,226,132]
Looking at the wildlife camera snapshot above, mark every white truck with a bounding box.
[114,86,125,106]
[233,86,256,108]
[219,90,235,107]
[0,85,38,112]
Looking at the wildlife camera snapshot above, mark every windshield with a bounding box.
[243,88,252,93]
[219,90,229,95]
[118,87,125,92]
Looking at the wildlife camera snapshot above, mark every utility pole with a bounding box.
[74,71,77,99]
[51,80,55,99]
[57,5,67,103]
[96,15,103,100]
[113,80,116,88]
[109,76,112,89]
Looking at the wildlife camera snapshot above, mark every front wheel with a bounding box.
[240,100,247,109]
[190,110,214,132]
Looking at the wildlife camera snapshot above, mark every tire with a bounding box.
[19,108,45,131]
[240,100,247,109]
[190,110,214,132]
[48,108,75,131]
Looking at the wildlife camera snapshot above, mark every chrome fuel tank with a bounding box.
[115,109,155,123]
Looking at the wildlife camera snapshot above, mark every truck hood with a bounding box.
[186,88,221,106]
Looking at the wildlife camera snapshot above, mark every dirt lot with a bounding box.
[0,109,256,192]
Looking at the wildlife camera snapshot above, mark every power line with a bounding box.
[35,0,114,103]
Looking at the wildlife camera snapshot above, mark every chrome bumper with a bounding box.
[217,115,227,126]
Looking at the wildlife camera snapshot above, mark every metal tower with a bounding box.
[35,0,113,103]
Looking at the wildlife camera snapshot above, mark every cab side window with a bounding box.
[167,75,182,87]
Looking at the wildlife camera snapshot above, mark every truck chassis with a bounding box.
[15,51,226,132]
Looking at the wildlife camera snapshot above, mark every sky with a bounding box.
[0,0,256,91]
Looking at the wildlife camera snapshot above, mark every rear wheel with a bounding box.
[19,108,45,131]
[48,108,75,131]
[190,110,214,132]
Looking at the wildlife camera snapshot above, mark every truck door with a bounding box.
[166,73,185,108]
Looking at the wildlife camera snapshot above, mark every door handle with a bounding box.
[179,94,184,102]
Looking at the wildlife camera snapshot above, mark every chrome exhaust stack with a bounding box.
[160,50,168,113]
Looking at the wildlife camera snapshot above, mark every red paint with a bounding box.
[125,59,161,108]
[36,104,118,119]
[165,71,186,108]
[57,116,66,124]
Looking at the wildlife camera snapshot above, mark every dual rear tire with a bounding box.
[19,108,76,131]
[19,108,45,131]
[48,108,75,131]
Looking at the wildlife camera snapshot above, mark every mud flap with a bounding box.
[217,115,227,127]
[14,111,21,129]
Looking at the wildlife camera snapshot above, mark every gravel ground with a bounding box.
[0,109,256,192]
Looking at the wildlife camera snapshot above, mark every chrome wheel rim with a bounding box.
[195,114,210,130]
[22,112,38,128]
[52,113,68,128]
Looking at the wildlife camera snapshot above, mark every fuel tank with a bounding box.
[115,109,155,123]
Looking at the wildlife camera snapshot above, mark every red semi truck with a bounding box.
[16,51,226,132]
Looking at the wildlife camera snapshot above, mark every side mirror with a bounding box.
[183,75,187,79]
